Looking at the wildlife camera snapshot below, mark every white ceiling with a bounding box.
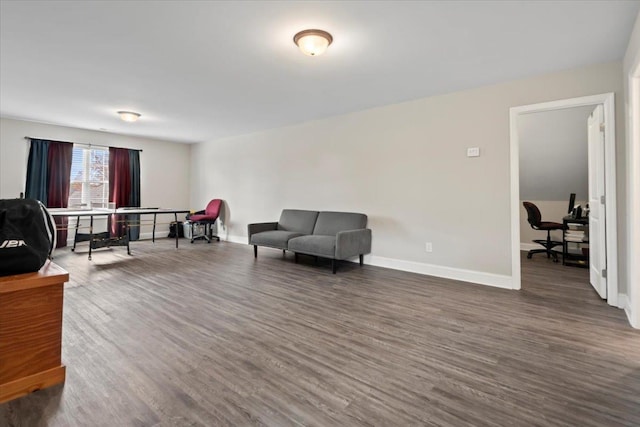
[518,105,594,202]
[1,1,639,144]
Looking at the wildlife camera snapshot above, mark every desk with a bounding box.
[562,215,589,267]
[0,262,69,403]
[49,208,190,260]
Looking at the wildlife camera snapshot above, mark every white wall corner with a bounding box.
[618,294,637,328]
[618,293,629,310]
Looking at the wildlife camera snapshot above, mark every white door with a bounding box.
[587,105,606,298]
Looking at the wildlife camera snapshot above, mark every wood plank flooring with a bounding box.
[1,240,638,426]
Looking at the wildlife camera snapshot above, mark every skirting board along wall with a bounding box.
[520,242,571,253]
[364,255,513,289]
[225,234,513,289]
[520,243,542,252]
[619,293,633,326]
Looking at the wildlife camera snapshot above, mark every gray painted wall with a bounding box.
[190,62,624,279]
[518,106,593,202]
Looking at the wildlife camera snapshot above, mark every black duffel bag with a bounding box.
[0,198,56,276]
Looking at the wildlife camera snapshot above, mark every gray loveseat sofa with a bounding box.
[248,209,371,273]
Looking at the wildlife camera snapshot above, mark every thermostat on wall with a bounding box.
[467,147,480,157]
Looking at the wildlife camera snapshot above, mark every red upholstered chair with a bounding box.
[188,199,222,243]
[523,201,563,262]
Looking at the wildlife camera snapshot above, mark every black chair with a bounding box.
[523,201,563,262]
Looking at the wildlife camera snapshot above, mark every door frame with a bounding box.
[628,59,640,327]
[509,93,618,306]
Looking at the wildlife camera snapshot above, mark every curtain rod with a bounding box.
[24,136,143,152]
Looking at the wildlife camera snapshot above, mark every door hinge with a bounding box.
[600,195,605,205]
[600,123,605,132]
[602,269,607,278]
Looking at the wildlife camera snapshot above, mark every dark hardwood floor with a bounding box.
[1,240,638,426]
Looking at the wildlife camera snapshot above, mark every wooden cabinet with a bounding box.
[0,262,69,403]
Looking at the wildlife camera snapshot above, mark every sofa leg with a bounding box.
[254,245,257,258]
[332,259,337,274]
[283,249,286,257]
[294,253,298,263]
[359,254,364,266]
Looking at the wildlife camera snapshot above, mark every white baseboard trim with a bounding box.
[617,293,629,310]
[226,234,247,245]
[365,255,514,289]
[618,293,636,328]
[229,235,513,290]
[520,243,539,251]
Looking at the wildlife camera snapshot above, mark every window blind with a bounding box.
[68,146,109,208]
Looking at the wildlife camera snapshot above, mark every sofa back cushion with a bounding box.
[278,210,319,234]
[313,212,367,236]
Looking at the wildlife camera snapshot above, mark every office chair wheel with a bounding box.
[527,253,532,259]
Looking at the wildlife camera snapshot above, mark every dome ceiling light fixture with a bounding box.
[293,29,333,56]
[117,111,141,122]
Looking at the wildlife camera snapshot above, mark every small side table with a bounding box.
[0,261,69,403]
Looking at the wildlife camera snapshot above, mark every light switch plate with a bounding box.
[467,147,480,157]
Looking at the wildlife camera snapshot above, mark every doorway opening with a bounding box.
[509,93,618,306]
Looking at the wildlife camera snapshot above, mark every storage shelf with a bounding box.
[562,216,589,268]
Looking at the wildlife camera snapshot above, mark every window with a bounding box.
[68,147,109,208]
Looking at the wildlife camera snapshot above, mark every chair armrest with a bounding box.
[247,222,278,243]
[336,228,372,260]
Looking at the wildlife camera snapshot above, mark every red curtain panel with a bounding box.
[109,147,131,237]
[47,142,73,247]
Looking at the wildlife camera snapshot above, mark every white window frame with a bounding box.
[69,146,109,209]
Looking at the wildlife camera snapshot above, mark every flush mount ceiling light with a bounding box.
[293,29,333,56]
[117,111,141,122]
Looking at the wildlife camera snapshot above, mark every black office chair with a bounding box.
[523,201,563,262]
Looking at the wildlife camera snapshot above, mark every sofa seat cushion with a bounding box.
[288,235,336,258]
[188,214,217,222]
[250,230,303,249]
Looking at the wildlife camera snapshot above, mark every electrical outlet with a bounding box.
[425,242,433,252]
